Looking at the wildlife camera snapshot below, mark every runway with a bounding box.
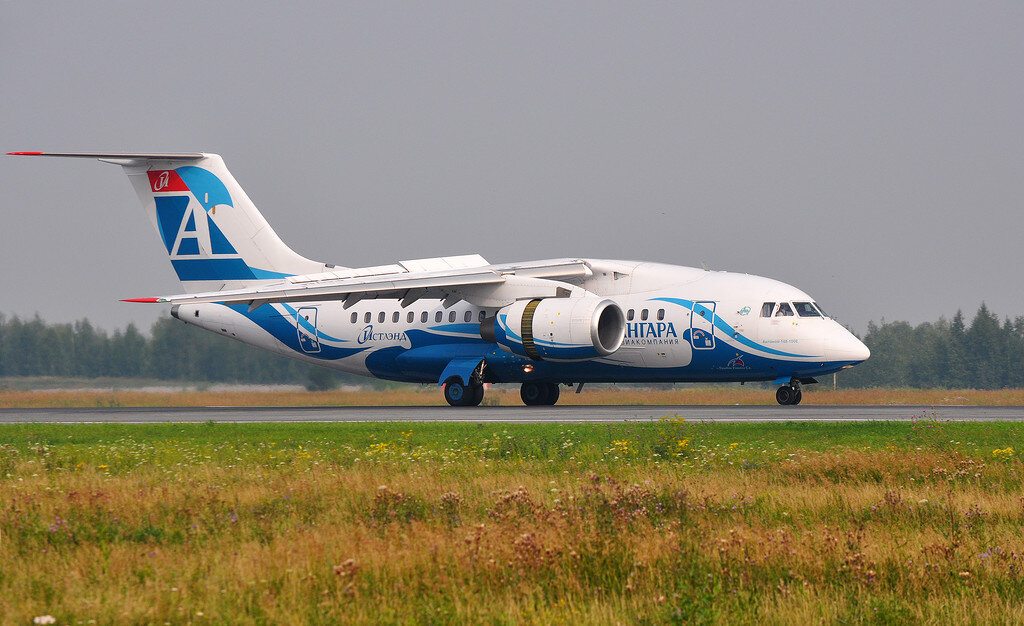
[2,405,1024,423]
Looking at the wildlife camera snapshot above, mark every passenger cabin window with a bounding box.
[641,309,649,321]
[793,302,821,317]
[775,303,794,317]
[421,311,428,323]
[761,302,775,318]
[464,311,472,323]
[813,302,828,317]
[364,312,371,324]
[392,311,400,323]
[449,311,457,323]
[350,312,357,324]
[657,309,665,321]
[478,310,486,322]
[627,309,635,321]
[378,312,386,323]
[435,311,443,323]
[407,311,414,323]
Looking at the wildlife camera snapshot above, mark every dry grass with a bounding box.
[2,386,1024,408]
[2,421,1024,623]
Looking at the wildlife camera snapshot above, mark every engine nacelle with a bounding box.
[488,298,626,361]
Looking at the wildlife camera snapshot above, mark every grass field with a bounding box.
[3,386,1024,408]
[2,419,1024,623]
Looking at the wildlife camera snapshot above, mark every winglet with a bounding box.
[121,298,164,303]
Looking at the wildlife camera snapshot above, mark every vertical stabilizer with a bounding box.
[9,152,330,293]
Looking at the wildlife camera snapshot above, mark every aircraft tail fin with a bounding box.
[7,152,329,293]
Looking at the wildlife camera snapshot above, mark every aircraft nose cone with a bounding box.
[827,328,870,363]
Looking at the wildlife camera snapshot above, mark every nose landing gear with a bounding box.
[775,382,803,405]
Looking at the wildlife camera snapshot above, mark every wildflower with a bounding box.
[33,617,56,625]
[610,440,634,455]
[993,447,1015,460]
[918,499,928,505]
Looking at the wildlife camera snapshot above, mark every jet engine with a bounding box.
[484,298,626,361]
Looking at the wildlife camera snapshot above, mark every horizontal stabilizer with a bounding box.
[8,152,204,162]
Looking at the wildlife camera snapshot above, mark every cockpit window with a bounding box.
[760,302,775,318]
[813,302,828,317]
[793,302,821,317]
[775,303,794,317]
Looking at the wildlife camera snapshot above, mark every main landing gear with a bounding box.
[520,382,560,406]
[443,379,563,407]
[775,382,803,406]
[443,377,484,407]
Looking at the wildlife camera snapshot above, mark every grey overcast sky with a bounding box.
[2,1,1023,335]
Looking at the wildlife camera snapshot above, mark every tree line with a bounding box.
[1,303,1023,389]
[837,303,1024,389]
[0,314,361,390]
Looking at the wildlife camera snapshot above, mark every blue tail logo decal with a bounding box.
[150,166,289,281]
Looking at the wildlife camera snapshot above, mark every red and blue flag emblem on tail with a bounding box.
[147,170,189,192]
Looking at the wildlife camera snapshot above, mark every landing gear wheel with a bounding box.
[775,386,802,406]
[444,377,472,407]
[541,382,560,406]
[521,382,546,406]
[467,384,485,407]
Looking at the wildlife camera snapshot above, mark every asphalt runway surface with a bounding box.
[2,405,1024,423]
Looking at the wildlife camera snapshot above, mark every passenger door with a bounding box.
[690,301,716,350]
[296,307,321,353]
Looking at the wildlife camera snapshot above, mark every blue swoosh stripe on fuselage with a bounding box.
[426,323,481,335]
[225,304,367,360]
[278,303,347,343]
[651,297,819,359]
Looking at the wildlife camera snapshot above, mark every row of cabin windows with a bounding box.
[760,301,827,318]
[625,308,666,322]
[350,309,488,325]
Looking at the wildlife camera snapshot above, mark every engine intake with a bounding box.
[488,298,625,361]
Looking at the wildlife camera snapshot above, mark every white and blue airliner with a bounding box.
[10,152,869,406]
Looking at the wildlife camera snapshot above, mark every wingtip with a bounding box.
[7,151,43,156]
[121,297,163,303]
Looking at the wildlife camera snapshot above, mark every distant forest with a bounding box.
[1,304,1023,389]
[836,303,1024,389]
[0,315,361,390]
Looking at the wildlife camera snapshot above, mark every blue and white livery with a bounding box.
[9,151,869,406]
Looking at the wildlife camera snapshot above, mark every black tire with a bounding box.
[542,382,560,406]
[791,389,802,406]
[444,377,470,407]
[521,382,546,406]
[466,384,484,407]
[776,386,794,405]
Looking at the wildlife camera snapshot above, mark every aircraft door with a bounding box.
[296,307,321,354]
[690,301,716,350]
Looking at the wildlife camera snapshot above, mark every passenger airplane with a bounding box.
[9,152,869,406]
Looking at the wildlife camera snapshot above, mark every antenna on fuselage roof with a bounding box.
[700,261,710,271]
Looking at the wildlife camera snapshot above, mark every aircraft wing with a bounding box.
[126,257,595,310]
